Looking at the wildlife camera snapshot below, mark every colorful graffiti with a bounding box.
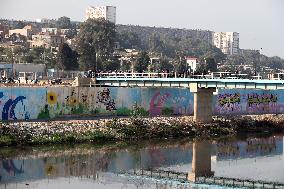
[149,91,171,116]
[0,91,30,120]
[96,88,116,111]
[215,90,283,115]
[1,87,284,121]
[246,93,278,113]
[216,93,241,114]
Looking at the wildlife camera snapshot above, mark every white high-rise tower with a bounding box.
[86,6,116,23]
[213,32,239,55]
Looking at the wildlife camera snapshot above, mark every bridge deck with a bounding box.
[96,78,284,90]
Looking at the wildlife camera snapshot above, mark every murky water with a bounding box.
[1,134,284,189]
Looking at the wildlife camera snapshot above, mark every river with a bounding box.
[0,134,284,189]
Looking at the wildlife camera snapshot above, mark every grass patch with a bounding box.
[0,135,16,146]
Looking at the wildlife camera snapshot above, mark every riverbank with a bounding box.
[1,115,284,147]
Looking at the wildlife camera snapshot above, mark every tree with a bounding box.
[56,16,71,29]
[13,21,26,29]
[204,58,217,72]
[10,46,29,63]
[134,51,150,72]
[57,43,78,70]
[22,47,57,67]
[103,58,120,71]
[172,52,187,73]
[160,58,174,71]
[116,31,141,49]
[75,18,116,71]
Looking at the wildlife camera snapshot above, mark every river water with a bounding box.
[1,134,284,189]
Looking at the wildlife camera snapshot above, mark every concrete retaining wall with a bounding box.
[0,86,283,121]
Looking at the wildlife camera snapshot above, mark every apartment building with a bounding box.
[213,32,239,55]
[9,25,33,39]
[31,33,65,48]
[86,5,116,23]
[42,28,58,35]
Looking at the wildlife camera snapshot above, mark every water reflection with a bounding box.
[188,141,214,182]
[0,135,283,188]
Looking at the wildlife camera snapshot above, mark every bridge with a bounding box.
[120,140,284,189]
[74,72,284,123]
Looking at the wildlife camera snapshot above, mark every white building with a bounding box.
[186,57,198,72]
[213,32,239,55]
[42,28,58,35]
[31,34,65,48]
[86,6,116,23]
[35,18,56,24]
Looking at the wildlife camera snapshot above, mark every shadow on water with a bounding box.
[0,133,284,188]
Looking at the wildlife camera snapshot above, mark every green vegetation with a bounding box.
[161,107,174,116]
[57,43,79,70]
[116,25,225,62]
[75,18,116,71]
[130,103,149,117]
[71,104,85,114]
[0,135,15,146]
[56,16,72,29]
[116,107,132,116]
[133,51,150,72]
[2,17,284,73]
[37,105,50,119]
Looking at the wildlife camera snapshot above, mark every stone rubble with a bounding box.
[1,114,284,146]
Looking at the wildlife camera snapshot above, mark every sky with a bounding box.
[1,0,284,58]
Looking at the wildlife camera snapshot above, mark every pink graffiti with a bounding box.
[149,92,170,116]
[215,103,241,115]
[246,102,279,114]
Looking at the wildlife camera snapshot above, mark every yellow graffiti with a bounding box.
[47,91,58,105]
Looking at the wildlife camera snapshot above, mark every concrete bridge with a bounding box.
[77,73,284,123]
[123,140,284,189]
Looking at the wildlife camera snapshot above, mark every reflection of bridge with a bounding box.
[124,140,284,189]
[127,169,284,189]
[91,74,284,123]
[1,137,282,186]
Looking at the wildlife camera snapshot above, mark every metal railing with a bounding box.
[122,169,284,189]
[96,72,263,80]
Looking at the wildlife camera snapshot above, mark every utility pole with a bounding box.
[11,45,15,79]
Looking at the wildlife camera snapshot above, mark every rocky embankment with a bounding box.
[1,115,284,147]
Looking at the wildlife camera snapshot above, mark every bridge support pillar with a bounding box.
[190,84,215,123]
[188,141,214,182]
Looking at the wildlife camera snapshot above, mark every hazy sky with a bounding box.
[1,0,284,58]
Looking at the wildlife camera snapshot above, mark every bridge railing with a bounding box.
[96,72,267,80]
[96,72,217,79]
[97,72,169,78]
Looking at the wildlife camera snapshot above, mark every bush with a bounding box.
[131,103,149,118]
[0,135,15,146]
[116,107,132,116]
[161,107,174,116]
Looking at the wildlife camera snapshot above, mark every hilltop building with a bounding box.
[30,33,65,49]
[42,28,58,35]
[86,5,116,23]
[213,32,239,55]
[186,57,198,72]
[9,25,39,40]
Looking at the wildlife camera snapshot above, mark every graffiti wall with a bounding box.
[214,89,284,115]
[1,87,284,121]
[0,87,194,120]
